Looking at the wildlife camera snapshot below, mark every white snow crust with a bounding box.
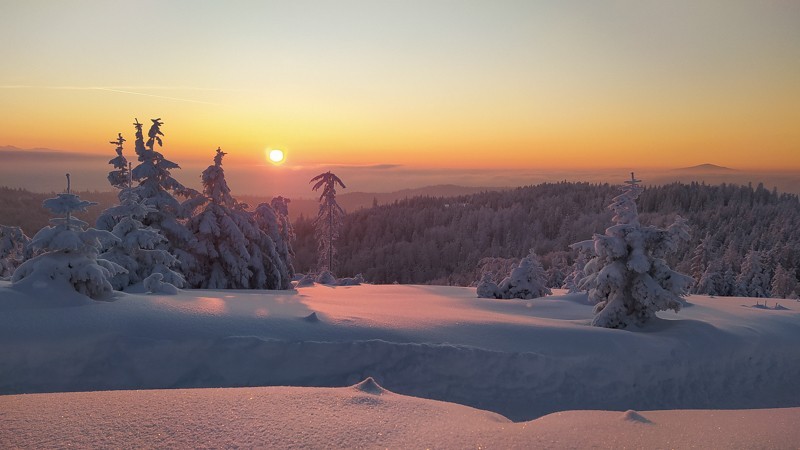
[1,282,799,447]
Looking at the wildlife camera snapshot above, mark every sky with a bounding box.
[1,1,799,195]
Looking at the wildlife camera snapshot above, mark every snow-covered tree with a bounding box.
[0,225,30,278]
[575,173,693,328]
[496,250,551,299]
[186,148,291,289]
[99,190,184,290]
[106,133,129,190]
[96,134,184,290]
[695,259,724,296]
[130,118,201,273]
[562,249,589,293]
[253,196,295,281]
[310,171,346,273]
[12,174,124,300]
[476,257,519,285]
[690,233,716,293]
[736,249,771,298]
[476,272,500,298]
[770,264,797,299]
[479,249,551,299]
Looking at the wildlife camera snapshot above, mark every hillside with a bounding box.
[293,181,800,292]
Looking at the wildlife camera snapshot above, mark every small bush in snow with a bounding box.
[0,225,30,279]
[338,273,364,286]
[479,250,551,299]
[295,273,316,287]
[143,272,178,295]
[476,273,500,298]
[315,270,337,285]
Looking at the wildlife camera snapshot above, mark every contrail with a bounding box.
[0,85,226,105]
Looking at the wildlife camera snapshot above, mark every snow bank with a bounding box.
[1,282,799,421]
[1,383,798,449]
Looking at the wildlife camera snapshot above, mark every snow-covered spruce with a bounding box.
[561,249,589,293]
[476,272,500,298]
[253,196,296,282]
[0,225,31,279]
[770,264,798,299]
[310,171,346,274]
[478,250,551,299]
[185,148,291,289]
[735,249,771,298]
[96,134,184,290]
[129,118,202,274]
[105,133,129,190]
[574,173,693,328]
[12,175,124,300]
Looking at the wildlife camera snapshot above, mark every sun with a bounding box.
[268,149,285,164]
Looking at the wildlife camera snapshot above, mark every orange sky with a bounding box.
[2,1,800,176]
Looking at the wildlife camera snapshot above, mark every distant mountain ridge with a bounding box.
[240,184,501,220]
[675,163,735,172]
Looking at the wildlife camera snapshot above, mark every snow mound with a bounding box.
[1,387,798,449]
[621,409,652,424]
[352,376,388,395]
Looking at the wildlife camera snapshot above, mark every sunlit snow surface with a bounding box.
[1,281,799,447]
[2,383,798,449]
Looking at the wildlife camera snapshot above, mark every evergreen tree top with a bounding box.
[147,118,164,149]
[110,133,126,155]
[310,171,346,203]
[213,147,226,167]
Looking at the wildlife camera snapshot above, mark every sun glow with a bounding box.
[268,149,286,165]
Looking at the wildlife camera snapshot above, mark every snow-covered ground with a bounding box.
[2,382,798,449]
[1,281,799,447]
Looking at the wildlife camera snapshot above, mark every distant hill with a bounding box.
[240,185,501,220]
[674,164,736,172]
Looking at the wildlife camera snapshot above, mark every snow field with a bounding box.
[1,383,798,449]
[1,282,798,424]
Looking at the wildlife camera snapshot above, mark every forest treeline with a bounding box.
[293,181,800,295]
[4,180,799,297]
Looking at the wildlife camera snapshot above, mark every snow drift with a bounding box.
[0,283,798,422]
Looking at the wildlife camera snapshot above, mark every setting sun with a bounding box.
[268,149,285,164]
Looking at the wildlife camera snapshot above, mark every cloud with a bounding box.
[0,85,226,105]
[285,163,403,171]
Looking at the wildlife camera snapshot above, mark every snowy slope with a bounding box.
[1,282,799,423]
[1,382,798,449]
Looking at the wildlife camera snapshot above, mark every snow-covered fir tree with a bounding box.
[106,133,129,190]
[0,225,30,279]
[575,173,693,328]
[695,259,724,296]
[690,233,716,293]
[476,272,500,298]
[12,174,124,300]
[253,196,296,281]
[310,171,346,273]
[497,250,551,299]
[562,249,589,293]
[478,250,551,299]
[736,249,771,298]
[96,134,184,290]
[186,148,291,289]
[130,118,201,273]
[770,264,797,299]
